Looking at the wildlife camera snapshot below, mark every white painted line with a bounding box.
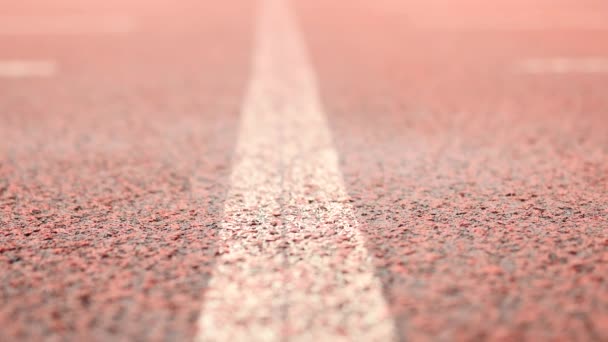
[0,60,56,78]
[519,58,608,74]
[0,15,136,35]
[195,0,396,341]
[402,8,608,31]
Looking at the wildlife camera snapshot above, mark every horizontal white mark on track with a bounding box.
[195,0,396,341]
[0,60,57,78]
[0,15,136,35]
[519,58,608,74]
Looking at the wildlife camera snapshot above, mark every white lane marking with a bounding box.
[195,0,396,341]
[0,15,135,35]
[0,60,56,78]
[519,58,608,74]
[398,6,608,31]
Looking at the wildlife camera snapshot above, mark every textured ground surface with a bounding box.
[1,0,608,341]
[298,1,608,340]
[0,1,253,340]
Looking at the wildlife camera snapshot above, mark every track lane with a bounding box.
[296,0,608,340]
[196,0,394,340]
[0,1,254,340]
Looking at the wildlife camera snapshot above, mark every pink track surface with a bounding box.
[1,1,253,340]
[1,0,608,340]
[298,0,608,340]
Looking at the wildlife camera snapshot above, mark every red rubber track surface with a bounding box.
[1,0,607,340]
[0,1,253,340]
[297,0,608,340]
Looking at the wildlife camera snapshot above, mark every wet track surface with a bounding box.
[1,0,608,341]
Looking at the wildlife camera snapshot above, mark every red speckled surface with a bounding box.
[0,1,253,340]
[1,0,608,340]
[297,0,608,340]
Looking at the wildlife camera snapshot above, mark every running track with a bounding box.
[1,0,607,341]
